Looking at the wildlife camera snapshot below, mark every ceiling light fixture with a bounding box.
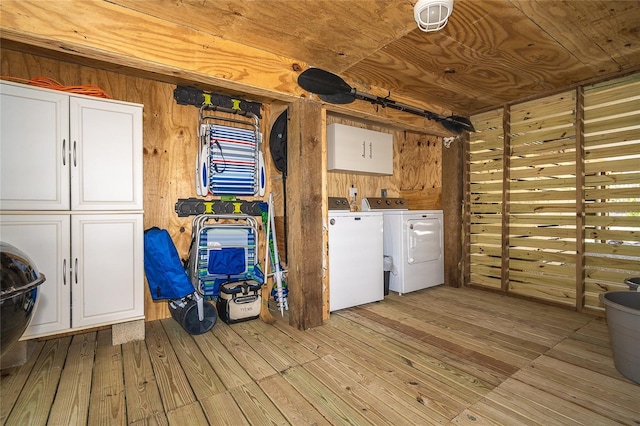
[414,0,454,32]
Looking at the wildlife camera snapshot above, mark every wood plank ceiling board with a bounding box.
[512,0,640,72]
[345,0,620,115]
[2,0,639,122]
[109,0,418,73]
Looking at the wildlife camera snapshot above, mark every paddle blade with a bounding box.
[318,92,356,105]
[297,68,352,96]
[441,115,475,134]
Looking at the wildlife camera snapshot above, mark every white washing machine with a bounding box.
[328,197,384,311]
[362,197,444,295]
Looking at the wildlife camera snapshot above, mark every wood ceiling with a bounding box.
[111,0,640,115]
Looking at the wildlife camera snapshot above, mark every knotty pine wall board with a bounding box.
[1,47,447,324]
[0,48,269,322]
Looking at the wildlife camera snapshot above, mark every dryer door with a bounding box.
[406,217,441,264]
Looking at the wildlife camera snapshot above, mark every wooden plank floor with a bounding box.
[2,286,639,425]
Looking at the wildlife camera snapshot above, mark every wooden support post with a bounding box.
[286,99,324,330]
[501,106,511,292]
[575,87,586,311]
[442,135,464,287]
[462,133,471,286]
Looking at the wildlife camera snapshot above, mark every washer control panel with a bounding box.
[361,197,408,211]
[328,197,351,210]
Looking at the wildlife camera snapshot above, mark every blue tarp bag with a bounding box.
[208,247,246,275]
[144,227,195,300]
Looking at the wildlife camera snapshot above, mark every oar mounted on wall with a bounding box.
[297,68,474,134]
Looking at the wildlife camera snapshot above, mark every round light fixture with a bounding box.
[414,0,454,32]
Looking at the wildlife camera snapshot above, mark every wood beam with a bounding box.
[501,106,512,292]
[319,101,450,136]
[462,132,471,286]
[575,87,586,312]
[442,137,464,288]
[0,0,303,101]
[286,99,324,330]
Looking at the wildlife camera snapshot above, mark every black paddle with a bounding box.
[297,68,475,134]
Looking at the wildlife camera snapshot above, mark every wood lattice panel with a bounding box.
[583,73,640,309]
[508,91,578,307]
[468,108,504,289]
[468,72,640,311]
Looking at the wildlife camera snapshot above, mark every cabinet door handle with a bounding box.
[74,258,78,284]
[62,139,66,166]
[63,259,67,286]
[73,140,77,167]
[369,142,372,159]
[362,141,366,158]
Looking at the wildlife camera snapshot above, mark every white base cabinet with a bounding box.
[0,81,144,340]
[0,215,70,337]
[1,214,144,338]
[71,214,144,329]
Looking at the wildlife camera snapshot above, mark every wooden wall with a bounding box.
[0,48,280,322]
[1,47,445,324]
[467,72,640,313]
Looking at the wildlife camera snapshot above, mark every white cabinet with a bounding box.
[0,86,70,210]
[327,123,393,175]
[71,214,144,328]
[0,82,143,211]
[0,81,144,339]
[70,97,143,211]
[0,215,71,337]
[0,214,144,337]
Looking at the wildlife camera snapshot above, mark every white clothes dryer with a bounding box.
[362,197,444,295]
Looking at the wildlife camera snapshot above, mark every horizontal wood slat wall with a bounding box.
[467,72,640,312]
[468,108,504,290]
[583,73,640,309]
[508,90,578,307]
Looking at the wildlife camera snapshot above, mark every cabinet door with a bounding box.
[327,123,393,174]
[328,137,369,172]
[71,214,144,328]
[0,83,70,210]
[70,97,143,211]
[0,215,71,338]
[368,137,393,175]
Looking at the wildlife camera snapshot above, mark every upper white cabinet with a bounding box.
[71,97,143,210]
[327,123,393,175]
[0,85,70,210]
[0,82,143,211]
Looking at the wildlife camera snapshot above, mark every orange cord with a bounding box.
[0,76,111,99]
